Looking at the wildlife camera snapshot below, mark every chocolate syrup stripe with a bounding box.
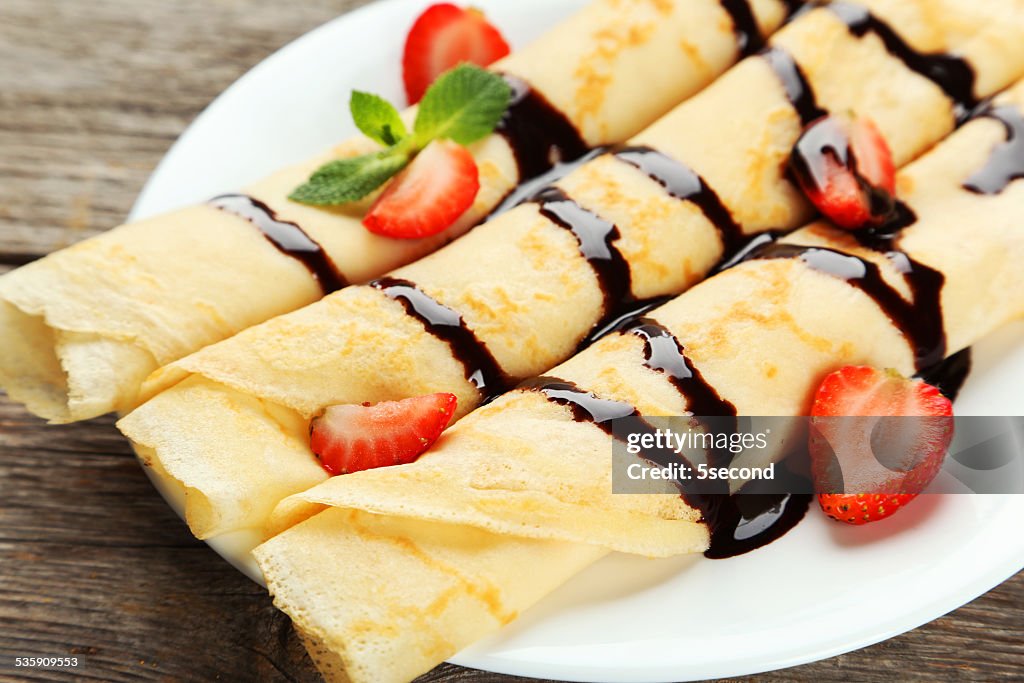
[765,1,982,132]
[613,146,746,254]
[721,0,767,57]
[521,371,809,559]
[963,104,1024,195]
[496,75,590,180]
[746,241,946,370]
[916,348,971,402]
[827,1,978,121]
[369,277,508,396]
[521,376,639,428]
[526,148,747,343]
[629,318,736,418]
[529,187,632,314]
[760,47,826,126]
[209,194,346,294]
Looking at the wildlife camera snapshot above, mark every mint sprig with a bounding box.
[289,64,511,206]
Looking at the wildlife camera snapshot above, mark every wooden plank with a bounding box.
[0,1,1021,682]
[0,0,369,260]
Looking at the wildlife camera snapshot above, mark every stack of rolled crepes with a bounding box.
[119,0,1024,541]
[0,0,793,423]
[252,75,1024,683]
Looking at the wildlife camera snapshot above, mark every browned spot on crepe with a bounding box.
[575,21,656,134]
[348,511,517,626]
[679,39,712,78]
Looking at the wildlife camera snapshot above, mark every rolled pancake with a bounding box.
[0,0,793,424]
[256,508,605,683]
[255,81,1024,683]
[120,1,1024,540]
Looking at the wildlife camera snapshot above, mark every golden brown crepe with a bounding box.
[0,0,793,423]
[121,0,1024,541]
[256,77,1024,683]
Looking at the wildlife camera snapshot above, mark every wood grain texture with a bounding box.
[0,1,1021,681]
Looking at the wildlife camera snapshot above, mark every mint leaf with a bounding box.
[414,64,512,146]
[288,149,410,205]
[350,91,408,147]
[289,64,512,206]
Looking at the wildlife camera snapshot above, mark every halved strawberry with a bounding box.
[363,139,480,239]
[403,3,511,104]
[790,115,897,230]
[818,492,916,525]
[309,393,457,475]
[809,366,953,525]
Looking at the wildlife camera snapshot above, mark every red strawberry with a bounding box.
[363,139,480,239]
[809,366,954,525]
[790,115,897,230]
[403,3,511,104]
[309,393,457,475]
[818,492,916,525]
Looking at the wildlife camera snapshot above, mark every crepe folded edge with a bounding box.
[0,294,155,423]
[120,375,329,539]
[260,385,709,556]
[253,507,608,683]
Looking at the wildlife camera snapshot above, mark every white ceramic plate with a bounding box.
[130,1,1024,680]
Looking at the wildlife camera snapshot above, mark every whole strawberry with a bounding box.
[403,3,510,104]
[809,366,953,525]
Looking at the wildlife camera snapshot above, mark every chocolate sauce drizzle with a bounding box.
[746,240,946,369]
[963,104,1024,195]
[209,194,345,293]
[624,318,812,558]
[489,148,607,219]
[629,319,736,418]
[827,1,978,121]
[578,295,673,349]
[369,277,508,396]
[721,0,766,57]
[523,369,810,559]
[497,75,590,180]
[614,146,746,254]
[700,482,812,559]
[714,231,782,273]
[916,348,972,402]
[521,377,638,429]
[780,0,808,17]
[760,47,826,126]
[529,186,632,313]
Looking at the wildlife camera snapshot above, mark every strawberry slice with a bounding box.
[818,493,916,525]
[363,139,480,239]
[809,366,954,525]
[309,393,457,475]
[403,3,511,104]
[790,115,897,230]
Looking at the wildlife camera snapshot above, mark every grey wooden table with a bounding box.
[0,1,1021,681]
